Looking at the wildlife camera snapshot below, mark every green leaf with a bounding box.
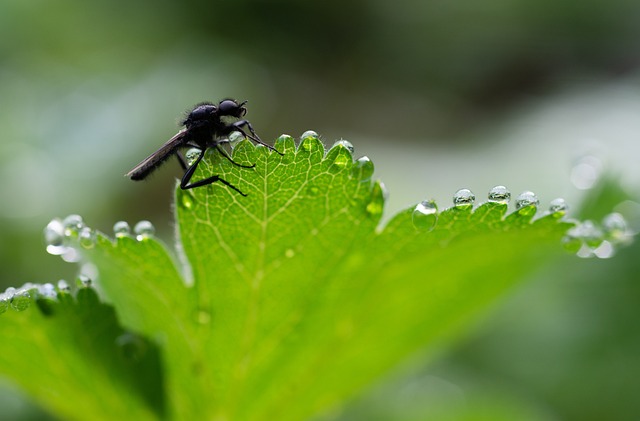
[1,135,583,421]
[0,287,164,421]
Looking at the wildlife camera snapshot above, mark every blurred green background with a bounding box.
[1,0,639,419]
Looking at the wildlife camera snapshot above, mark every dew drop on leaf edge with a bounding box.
[333,139,355,155]
[76,275,92,288]
[453,188,475,209]
[412,200,438,231]
[488,185,511,204]
[79,227,96,249]
[548,198,568,216]
[300,130,318,140]
[10,290,31,312]
[38,283,57,300]
[113,221,131,238]
[57,280,71,294]
[134,220,155,240]
[515,191,539,216]
[354,156,374,181]
[63,214,84,236]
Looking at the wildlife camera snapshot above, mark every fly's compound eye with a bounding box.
[218,99,239,115]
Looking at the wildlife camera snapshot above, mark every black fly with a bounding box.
[126,99,280,196]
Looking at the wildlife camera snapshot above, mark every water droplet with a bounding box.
[366,181,386,218]
[285,249,295,258]
[301,130,318,140]
[185,148,202,166]
[412,200,438,231]
[488,186,511,204]
[113,221,131,238]
[602,212,627,239]
[453,188,475,209]
[307,185,320,196]
[63,214,84,237]
[333,139,354,154]
[134,220,155,240]
[79,227,96,249]
[353,156,374,181]
[57,280,71,294]
[76,275,92,288]
[38,283,57,300]
[228,131,244,143]
[44,218,67,256]
[5,287,16,297]
[515,191,539,215]
[0,294,9,315]
[570,155,602,190]
[548,198,568,217]
[10,290,31,312]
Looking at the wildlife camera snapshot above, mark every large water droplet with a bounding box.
[79,227,96,249]
[515,191,539,215]
[113,221,131,238]
[453,188,475,210]
[10,290,31,312]
[63,214,84,237]
[185,148,202,166]
[412,200,438,231]
[44,218,67,255]
[548,198,568,217]
[353,156,374,181]
[134,220,155,240]
[488,186,510,204]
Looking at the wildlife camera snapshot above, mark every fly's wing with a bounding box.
[126,130,188,180]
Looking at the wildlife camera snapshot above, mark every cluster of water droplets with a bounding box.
[564,212,633,259]
[0,275,94,316]
[44,214,96,262]
[411,185,633,257]
[44,215,158,263]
